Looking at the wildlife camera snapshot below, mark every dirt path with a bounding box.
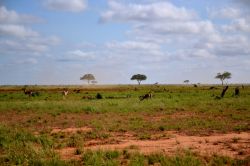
[58,131,250,160]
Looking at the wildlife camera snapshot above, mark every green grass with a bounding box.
[0,85,249,134]
[80,150,249,166]
[0,85,249,164]
[0,125,57,165]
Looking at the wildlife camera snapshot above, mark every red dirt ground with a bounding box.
[57,131,250,160]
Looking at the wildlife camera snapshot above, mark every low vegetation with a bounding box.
[0,84,249,165]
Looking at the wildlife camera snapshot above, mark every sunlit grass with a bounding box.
[0,85,249,164]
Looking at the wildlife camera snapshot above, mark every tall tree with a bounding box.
[184,80,189,84]
[215,71,231,85]
[131,74,147,85]
[80,74,95,84]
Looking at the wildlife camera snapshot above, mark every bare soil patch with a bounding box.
[56,147,81,160]
[58,131,250,160]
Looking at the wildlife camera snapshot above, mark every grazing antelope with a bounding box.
[73,89,81,93]
[23,88,34,97]
[139,92,153,101]
[23,88,40,97]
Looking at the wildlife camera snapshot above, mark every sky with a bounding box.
[0,0,250,85]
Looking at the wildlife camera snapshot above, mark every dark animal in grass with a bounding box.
[22,88,39,97]
[234,87,240,96]
[73,89,81,93]
[193,84,198,87]
[96,93,103,99]
[139,92,152,101]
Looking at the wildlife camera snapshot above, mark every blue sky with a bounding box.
[0,0,250,85]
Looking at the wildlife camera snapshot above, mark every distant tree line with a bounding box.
[80,71,232,85]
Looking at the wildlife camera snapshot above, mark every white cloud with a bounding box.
[44,0,87,12]
[0,6,60,57]
[101,0,250,62]
[56,50,96,62]
[193,33,250,57]
[100,1,197,23]
[134,20,215,36]
[0,6,42,24]
[209,7,241,19]
[0,34,62,56]
[0,39,48,54]
[106,41,160,50]
[0,24,39,38]
[68,50,95,59]
[223,18,250,33]
[188,49,215,59]
[29,36,61,45]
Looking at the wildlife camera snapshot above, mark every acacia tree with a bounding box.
[131,74,147,85]
[215,71,231,85]
[80,74,95,84]
[184,80,189,84]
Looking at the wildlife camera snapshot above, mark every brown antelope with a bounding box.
[139,92,153,101]
[23,88,34,97]
[73,89,81,93]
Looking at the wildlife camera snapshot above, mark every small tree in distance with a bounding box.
[131,74,147,85]
[184,80,189,84]
[215,71,231,86]
[80,74,95,84]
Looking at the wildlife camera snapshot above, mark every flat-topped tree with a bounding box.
[215,71,231,86]
[184,80,189,84]
[80,74,95,84]
[131,74,147,85]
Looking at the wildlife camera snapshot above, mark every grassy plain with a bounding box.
[0,84,249,165]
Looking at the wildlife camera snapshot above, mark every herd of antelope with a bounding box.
[21,85,243,101]
[21,84,244,102]
[21,87,153,101]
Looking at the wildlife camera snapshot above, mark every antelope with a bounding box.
[23,88,40,97]
[22,88,34,97]
[73,89,81,93]
[62,90,69,99]
[139,92,153,101]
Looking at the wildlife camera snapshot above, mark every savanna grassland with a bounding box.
[0,85,249,166]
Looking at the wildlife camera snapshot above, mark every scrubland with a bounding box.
[0,85,249,165]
